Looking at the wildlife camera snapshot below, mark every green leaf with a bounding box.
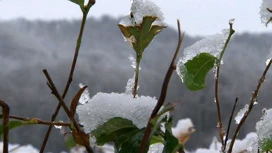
[150,102,179,127]
[118,128,149,153]
[118,16,166,55]
[260,138,272,152]
[69,0,84,6]
[65,135,77,149]
[92,117,139,146]
[0,120,37,136]
[150,135,164,145]
[163,117,183,153]
[181,52,217,91]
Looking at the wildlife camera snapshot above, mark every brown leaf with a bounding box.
[72,130,90,146]
[70,86,88,120]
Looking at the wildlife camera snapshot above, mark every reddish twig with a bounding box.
[138,20,184,153]
[0,100,10,153]
[228,60,272,153]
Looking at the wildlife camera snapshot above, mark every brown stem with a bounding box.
[40,4,93,152]
[223,98,238,151]
[227,60,272,153]
[0,100,10,153]
[215,65,225,144]
[138,20,184,153]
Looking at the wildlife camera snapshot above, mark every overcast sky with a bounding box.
[0,0,271,36]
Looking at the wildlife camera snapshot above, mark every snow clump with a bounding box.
[77,92,158,133]
[260,0,272,24]
[256,108,272,149]
[119,0,165,26]
[172,118,195,145]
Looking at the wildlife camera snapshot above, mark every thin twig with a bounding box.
[43,70,72,119]
[40,1,95,152]
[0,115,71,127]
[43,70,94,153]
[214,22,235,146]
[228,60,272,153]
[223,98,238,151]
[0,100,10,153]
[138,20,184,153]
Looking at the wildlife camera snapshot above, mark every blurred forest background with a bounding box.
[0,16,272,152]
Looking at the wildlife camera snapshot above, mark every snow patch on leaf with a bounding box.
[176,29,229,82]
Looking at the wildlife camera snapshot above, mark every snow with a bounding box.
[172,118,195,144]
[256,108,272,148]
[191,133,258,153]
[234,104,249,124]
[193,137,220,153]
[176,29,230,82]
[225,132,258,153]
[119,0,165,26]
[260,0,272,24]
[0,142,39,153]
[77,92,158,132]
[148,143,164,153]
[79,83,90,104]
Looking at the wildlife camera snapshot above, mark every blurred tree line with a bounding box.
[0,16,272,152]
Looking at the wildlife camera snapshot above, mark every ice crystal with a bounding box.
[260,0,272,24]
[125,74,139,94]
[235,104,249,124]
[176,29,230,82]
[79,83,90,104]
[76,92,158,132]
[128,55,141,70]
[229,18,235,24]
